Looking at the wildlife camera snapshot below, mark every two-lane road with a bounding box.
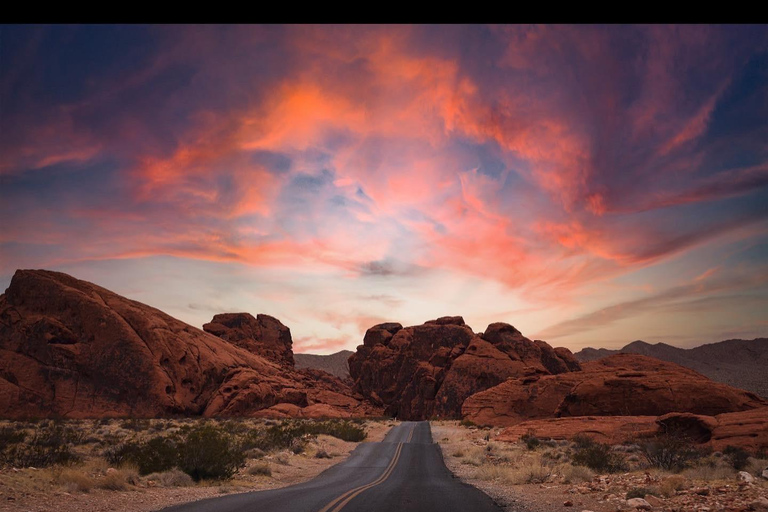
[161,421,502,512]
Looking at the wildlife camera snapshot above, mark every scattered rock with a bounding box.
[751,497,768,511]
[625,497,652,510]
[739,471,755,484]
[563,500,573,506]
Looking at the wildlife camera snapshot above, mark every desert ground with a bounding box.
[2,418,768,512]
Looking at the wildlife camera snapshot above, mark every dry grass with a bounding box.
[247,462,272,476]
[558,463,594,483]
[54,468,94,493]
[680,464,735,481]
[659,475,690,497]
[461,447,487,466]
[475,459,552,484]
[145,469,195,487]
[746,457,768,476]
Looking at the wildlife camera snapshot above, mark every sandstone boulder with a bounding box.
[203,312,293,367]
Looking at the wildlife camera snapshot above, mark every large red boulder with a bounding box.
[462,353,767,427]
[348,317,581,420]
[203,312,294,367]
[0,269,380,419]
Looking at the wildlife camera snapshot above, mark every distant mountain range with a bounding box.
[574,339,768,399]
[294,350,354,380]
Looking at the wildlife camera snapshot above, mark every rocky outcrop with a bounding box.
[495,407,768,452]
[348,317,581,420]
[203,312,294,367]
[0,269,380,419]
[462,354,767,427]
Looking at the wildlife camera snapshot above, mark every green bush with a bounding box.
[0,426,26,445]
[103,437,178,475]
[178,425,245,481]
[571,437,628,473]
[640,435,704,472]
[1,423,82,468]
[241,420,366,453]
[723,445,749,471]
[521,433,540,451]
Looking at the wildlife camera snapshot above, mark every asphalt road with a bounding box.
[161,421,502,512]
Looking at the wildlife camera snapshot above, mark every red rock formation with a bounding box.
[495,407,768,452]
[203,313,294,367]
[348,317,581,420]
[496,416,660,445]
[462,354,767,427]
[0,269,380,419]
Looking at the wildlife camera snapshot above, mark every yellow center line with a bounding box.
[406,426,414,443]
[317,441,404,512]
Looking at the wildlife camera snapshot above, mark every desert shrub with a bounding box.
[723,445,750,471]
[571,437,628,473]
[462,447,487,466]
[178,425,245,481]
[660,475,689,497]
[0,425,27,445]
[97,470,130,490]
[560,463,594,483]
[521,433,540,451]
[244,448,266,459]
[247,461,272,476]
[104,436,178,475]
[55,468,94,493]
[640,435,704,472]
[626,487,659,499]
[746,457,768,476]
[452,448,465,458]
[681,464,735,481]
[477,460,552,484]
[3,423,82,468]
[460,418,476,427]
[241,420,366,453]
[315,448,332,459]
[145,469,194,487]
[120,418,150,432]
[306,420,367,442]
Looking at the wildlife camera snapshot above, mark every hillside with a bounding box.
[574,338,768,398]
[294,350,353,380]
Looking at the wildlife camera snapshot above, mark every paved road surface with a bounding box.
[161,421,502,512]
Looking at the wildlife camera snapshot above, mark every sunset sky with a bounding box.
[1,25,767,353]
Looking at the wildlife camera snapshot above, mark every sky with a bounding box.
[1,25,767,354]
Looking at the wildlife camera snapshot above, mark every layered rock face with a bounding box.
[462,353,767,427]
[348,316,581,420]
[0,269,379,419]
[203,313,294,367]
[495,408,768,452]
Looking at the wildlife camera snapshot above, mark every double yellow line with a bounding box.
[318,430,412,512]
